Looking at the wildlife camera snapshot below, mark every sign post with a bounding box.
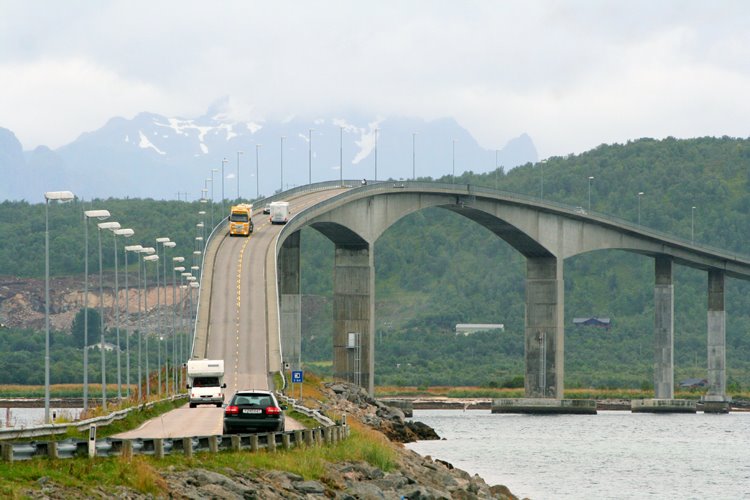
[291,370,303,400]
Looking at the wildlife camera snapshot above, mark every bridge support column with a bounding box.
[333,245,374,395]
[703,269,730,410]
[279,231,302,371]
[525,257,564,399]
[654,255,674,399]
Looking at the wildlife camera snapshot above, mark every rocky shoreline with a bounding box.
[25,382,521,499]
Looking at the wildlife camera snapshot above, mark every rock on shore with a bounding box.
[25,381,520,499]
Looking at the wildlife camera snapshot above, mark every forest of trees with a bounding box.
[2,136,750,390]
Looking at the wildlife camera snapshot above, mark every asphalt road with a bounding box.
[115,189,345,439]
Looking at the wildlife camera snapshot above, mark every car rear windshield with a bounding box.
[234,395,273,407]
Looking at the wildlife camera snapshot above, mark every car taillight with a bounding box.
[225,405,239,416]
[265,406,281,415]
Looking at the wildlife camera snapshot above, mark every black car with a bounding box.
[223,390,286,434]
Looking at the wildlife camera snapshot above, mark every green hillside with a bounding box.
[2,136,750,390]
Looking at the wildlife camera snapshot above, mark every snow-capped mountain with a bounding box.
[1,104,537,202]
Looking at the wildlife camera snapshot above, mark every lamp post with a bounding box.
[123,244,143,398]
[280,136,285,192]
[112,227,134,400]
[540,159,546,200]
[374,127,378,181]
[136,246,155,399]
[97,220,120,410]
[691,206,696,243]
[44,190,75,423]
[340,126,343,186]
[412,132,416,181]
[143,253,159,397]
[451,139,456,184]
[208,172,216,228]
[155,237,170,395]
[236,151,243,200]
[588,176,594,211]
[308,130,313,185]
[221,158,227,217]
[83,209,110,412]
[255,144,262,198]
[637,192,645,224]
[162,241,176,394]
[181,271,193,359]
[172,259,185,393]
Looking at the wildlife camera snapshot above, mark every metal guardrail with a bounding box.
[0,423,350,461]
[0,394,188,441]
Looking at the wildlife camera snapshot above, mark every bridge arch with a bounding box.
[276,182,750,401]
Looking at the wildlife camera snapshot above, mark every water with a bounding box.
[406,409,750,500]
[1,407,83,428]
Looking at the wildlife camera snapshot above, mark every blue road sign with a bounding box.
[291,370,303,383]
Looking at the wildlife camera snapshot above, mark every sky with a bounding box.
[2,0,750,159]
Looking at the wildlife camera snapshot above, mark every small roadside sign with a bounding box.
[291,370,303,383]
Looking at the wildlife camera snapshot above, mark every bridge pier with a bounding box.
[524,257,564,399]
[332,245,374,395]
[703,269,730,412]
[279,231,302,371]
[654,256,674,399]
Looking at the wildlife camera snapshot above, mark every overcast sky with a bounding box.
[2,1,749,159]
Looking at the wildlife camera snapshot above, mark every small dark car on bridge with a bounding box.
[223,390,286,434]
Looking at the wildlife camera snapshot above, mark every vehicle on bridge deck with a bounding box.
[186,359,226,408]
[228,203,254,237]
[269,201,290,224]
[262,203,271,214]
[223,390,286,433]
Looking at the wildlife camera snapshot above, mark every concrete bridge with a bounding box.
[273,181,750,406]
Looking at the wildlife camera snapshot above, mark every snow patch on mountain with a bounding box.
[138,130,165,155]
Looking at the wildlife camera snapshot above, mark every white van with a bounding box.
[269,201,290,224]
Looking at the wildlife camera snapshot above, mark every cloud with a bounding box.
[2,1,750,156]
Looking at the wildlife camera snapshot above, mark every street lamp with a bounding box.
[111,227,134,400]
[374,127,378,182]
[280,136,285,192]
[136,246,155,399]
[256,144,262,198]
[123,243,143,398]
[412,132,416,181]
[97,220,120,410]
[691,206,696,243]
[221,158,227,217]
[340,126,344,186]
[540,159,547,200]
[308,130,313,185]
[43,190,75,423]
[172,258,185,393]
[143,253,159,397]
[588,176,594,211]
[236,151,243,200]
[208,172,216,227]
[451,139,456,184]
[82,208,110,413]
[155,237,171,394]
[637,192,645,224]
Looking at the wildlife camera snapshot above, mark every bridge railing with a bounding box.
[280,180,750,265]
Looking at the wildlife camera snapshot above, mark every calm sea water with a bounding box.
[1,407,82,428]
[407,409,750,500]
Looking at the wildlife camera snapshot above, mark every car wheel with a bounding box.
[189,403,196,408]
[216,403,222,408]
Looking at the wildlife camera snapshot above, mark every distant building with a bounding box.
[679,378,708,389]
[455,323,504,336]
[573,317,611,329]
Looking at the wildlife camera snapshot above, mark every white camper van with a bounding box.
[186,359,226,408]
[269,201,290,224]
